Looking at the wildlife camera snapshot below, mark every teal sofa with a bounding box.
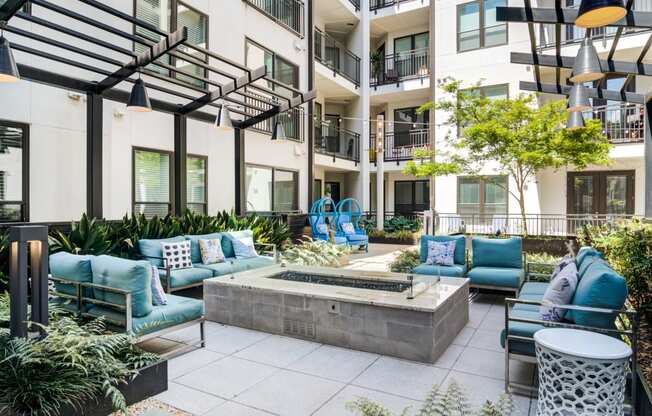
[49,252,205,355]
[138,230,276,292]
[467,237,524,295]
[500,247,635,392]
[413,235,467,277]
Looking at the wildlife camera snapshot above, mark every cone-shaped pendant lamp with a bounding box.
[575,0,627,28]
[568,84,592,112]
[215,104,234,131]
[569,38,604,83]
[0,36,20,83]
[567,111,585,129]
[271,119,287,141]
[127,78,152,112]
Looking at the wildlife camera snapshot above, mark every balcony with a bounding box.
[588,103,645,145]
[348,0,360,10]
[314,120,361,162]
[370,129,430,162]
[315,28,361,86]
[370,0,418,11]
[537,0,652,50]
[244,0,305,37]
[370,48,429,87]
[246,91,306,142]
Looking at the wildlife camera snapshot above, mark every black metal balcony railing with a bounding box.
[587,103,645,144]
[370,48,430,87]
[370,0,414,12]
[315,28,361,86]
[537,0,652,50]
[314,120,360,162]
[348,0,360,11]
[370,129,430,162]
[244,0,305,37]
[246,90,305,142]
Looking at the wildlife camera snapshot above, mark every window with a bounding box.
[187,155,207,214]
[245,39,299,98]
[133,148,172,217]
[567,171,634,216]
[457,176,508,216]
[393,107,429,147]
[393,32,429,79]
[457,0,507,52]
[0,121,28,222]
[134,0,208,87]
[394,180,429,214]
[245,165,298,212]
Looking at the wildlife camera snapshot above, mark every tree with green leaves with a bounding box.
[405,78,612,234]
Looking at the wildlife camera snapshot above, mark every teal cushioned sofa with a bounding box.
[138,230,275,292]
[467,237,524,294]
[499,247,633,391]
[413,235,467,277]
[49,253,205,354]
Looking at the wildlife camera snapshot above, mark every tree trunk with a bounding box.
[518,184,528,236]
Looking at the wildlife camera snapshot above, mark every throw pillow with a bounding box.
[199,238,226,265]
[540,262,579,322]
[426,240,456,266]
[550,254,575,281]
[316,223,329,235]
[341,222,356,235]
[232,236,258,259]
[160,240,192,270]
[150,266,168,306]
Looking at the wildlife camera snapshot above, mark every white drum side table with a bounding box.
[534,328,632,416]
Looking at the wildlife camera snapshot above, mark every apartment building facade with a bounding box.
[0,0,649,227]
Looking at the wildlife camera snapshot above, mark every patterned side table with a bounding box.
[534,328,632,416]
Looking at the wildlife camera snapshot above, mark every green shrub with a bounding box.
[0,232,8,292]
[361,216,422,233]
[48,214,118,256]
[281,238,350,267]
[390,249,420,273]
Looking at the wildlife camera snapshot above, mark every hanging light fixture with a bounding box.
[575,0,627,28]
[0,27,20,83]
[569,36,604,83]
[271,118,287,142]
[127,76,151,112]
[567,84,591,112]
[215,102,233,131]
[567,111,585,129]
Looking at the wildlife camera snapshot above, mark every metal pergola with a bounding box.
[0,0,316,217]
[497,1,652,216]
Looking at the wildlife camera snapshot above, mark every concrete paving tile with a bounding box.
[442,371,531,415]
[452,326,476,346]
[203,401,276,415]
[453,347,534,385]
[167,348,225,380]
[203,324,272,355]
[155,382,224,415]
[234,334,321,367]
[287,344,379,383]
[467,328,503,353]
[313,385,421,416]
[433,344,465,369]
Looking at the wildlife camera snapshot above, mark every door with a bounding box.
[394,180,429,214]
[393,108,429,148]
[325,114,340,152]
[325,181,341,210]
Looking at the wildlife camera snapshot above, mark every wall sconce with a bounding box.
[8,225,49,338]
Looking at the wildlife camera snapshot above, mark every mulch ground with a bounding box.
[639,319,652,388]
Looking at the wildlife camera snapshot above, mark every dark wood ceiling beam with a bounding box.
[511,51,652,76]
[497,6,652,28]
[0,0,27,21]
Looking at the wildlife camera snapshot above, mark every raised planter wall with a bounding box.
[368,235,419,245]
[636,368,652,416]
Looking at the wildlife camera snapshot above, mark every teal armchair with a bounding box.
[467,237,525,295]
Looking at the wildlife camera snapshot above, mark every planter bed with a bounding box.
[636,319,652,415]
[368,234,419,245]
[58,360,168,416]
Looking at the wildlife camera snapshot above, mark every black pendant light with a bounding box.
[575,0,627,28]
[567,111,585,130]
[569,37,604,83]
[0,33,20,83]
[215,103,233,131]
[127,77,152,112]
[271,118,287,142]
[567,84,591,112]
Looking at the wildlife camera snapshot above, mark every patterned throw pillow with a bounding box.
[232,236,258,259]
[199,238,225,265]
[550,254,575,281]
[316,223,329,235]
[150,265,168,306]
[341,222,356,235]
[540,262,579,322]
[160,240,192,270]
[426,240,456,266]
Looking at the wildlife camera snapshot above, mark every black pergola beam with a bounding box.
[511,52,652,76]
[497,6,652,28]
[179,66,267,115]
[239,90,317,129]
[520,81,647,103]
[0,0,27,21]
[94,28,187,93]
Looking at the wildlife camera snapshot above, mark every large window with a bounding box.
[457,0,507,52]
[394,180,429,214]
[0,121,28,222]
[245,165,298,212]
[393,107,429,147]
[134,0,208,87]
[567,171,634,216]
[133,148,172,217]
[457,176,508,216]
[187,155,207,214]
[245,39,299,98]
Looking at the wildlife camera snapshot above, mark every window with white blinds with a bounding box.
[187,155,207,214]
[175,2,208,88]
[133,148,172,218]
[135,0,171,76]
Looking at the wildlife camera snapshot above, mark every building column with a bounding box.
[359,0,371,211]
[428,0,437,213]
[173,114,187,216]
[86,92,103,218]
[234,127,246,215]
[645,102,652,216]
[307,0,315,208]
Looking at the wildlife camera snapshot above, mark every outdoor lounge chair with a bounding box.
[467,237,525,295]
[500,247,635,392]
[49,252,205,357]
[413,234,468,277]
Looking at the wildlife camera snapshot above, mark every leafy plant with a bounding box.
[280,237,350,267]
[347,381,515,416]
[48,214,117,256]
[0,293,158,416]
[390,249,420,273]
[361,216,422,233]
[0,232,8,292]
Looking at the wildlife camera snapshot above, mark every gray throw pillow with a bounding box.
[550,254,575,281]
[540,261,578,322]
